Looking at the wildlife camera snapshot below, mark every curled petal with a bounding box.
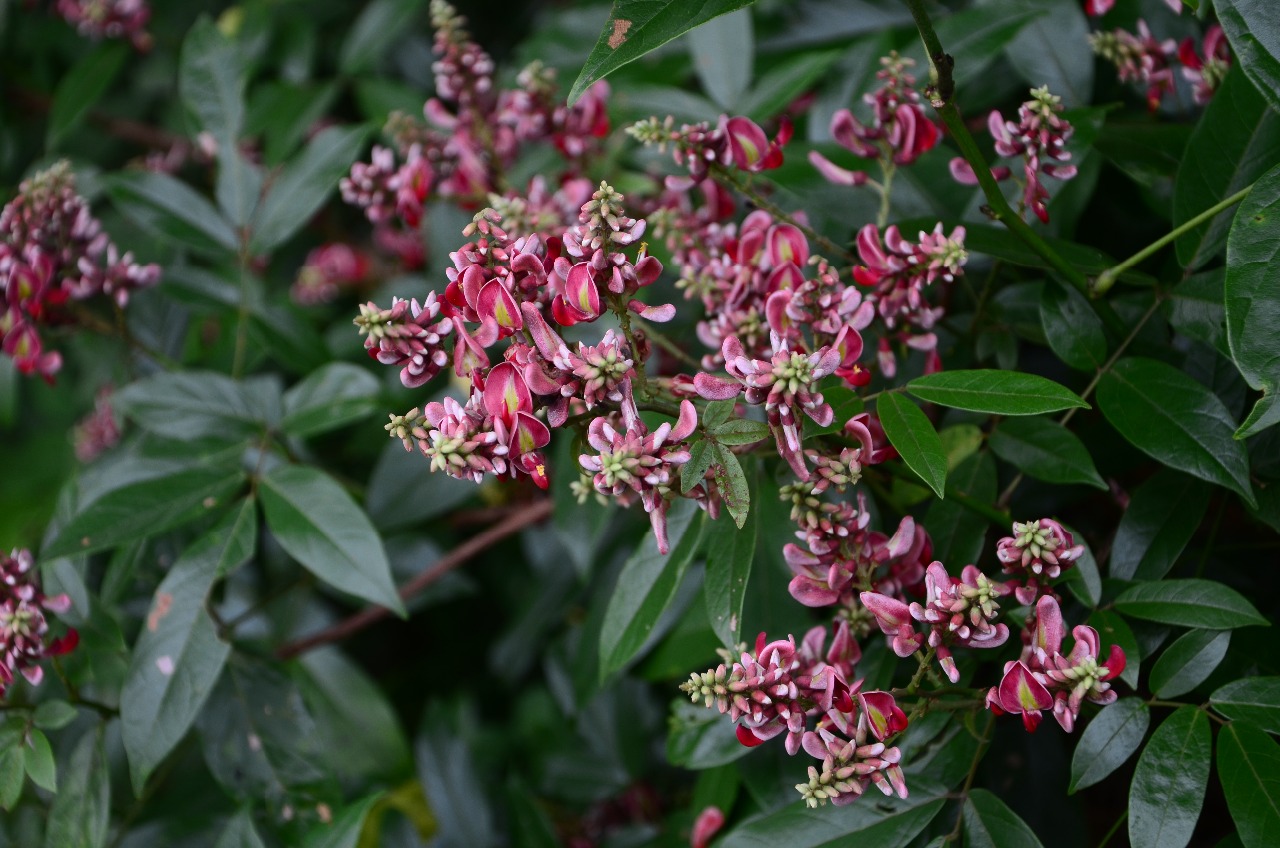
[810,150,870,186]
[482,362,532,426]
[694,372,744,401]
[629,299,676,322]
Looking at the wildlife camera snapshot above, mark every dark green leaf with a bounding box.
[1095,122,1191,188]
[1216,0,1280,112]
[1110,469,1212,581]
[117,371,266,440]
[1114,579,1268,630]
[416,702,497,847]
[303,793,382,848]
[1040,283,1106,371]
[1218,721,1280,848]
[1089,609,1141,688]
[0,721,23,810]
[1166,270,1229,357]
[738,48,843,123]
[999,0,1092,107]
[282,363,381,438]
[1226,162,1280,437]
[709,418,772,445]
[1069,698,1150,793]
[1212,678,1280,732]
[906,369,1088,416]
[1097,358,1255,507]
[106,171,237,256]
[1129,706,1211,848]
[964,788,1044,848]
[1151,630,1232,699]
[214,808,267,848]
[339,0,426,76]
[681,439,716,493]
[216,147,263,231]
[569,0,759,104]
[962,225,1126,277]
[599,499,704,679]
[251,125,372,253]
[718,788,945,848]
[877,393,947,498]
[712,443,750,528]
[1175,66,1280,269]
[48,43,129,147]
[24,729,54,792]
[912,2,1043,92]
[180,18,245,145]
[988,417,1106,489]
[43,726,109,848]
[506,776,562,848]
[687,7,751,110]
[704,485,756,648]
[666,700,752,769]
[367,439,476,531]
[1060,526,1101,608]
[121,500,255,792]
[925,450,996,568]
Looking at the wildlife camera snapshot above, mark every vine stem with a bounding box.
[1096,808,1128,848]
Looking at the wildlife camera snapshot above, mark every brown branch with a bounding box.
[275,498,553,660]
[7,85,186,150]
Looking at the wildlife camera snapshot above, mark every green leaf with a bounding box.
[303,793,382,848]
[803,386,864,439]
[666,700,752,769]
[925,450,995,568]
[988,417,1106,489]
[709,418,772,445]
[599,499,704,679]
[250,125,372,253]
[43,726,109,848]
[962,225,1125,277]
[1089,609,1141,688]
[687,7,751,110]
[32,700,77,731]
[282,363,381,438]
[121,500,255,793]
[48,42,129,147]
[1060,526,1101,608]
[998,0,1092,107]
[1212,678,1280,732]
[0,724,23,810]
[702,399,736,429]
[214,808,267,848]
[180,17,245,146]
[415,702,497,846]
[1129,706,1211,848]
[1175,66,1280,270]
[260,465,405,615]
[939,423,983,470]
[1069,698,1150,794]
[106,171,237,256]
[964,788,1044,848]
[1151,630,1232,699]
[568,0,760,104]
[339,0,426,76]
[117,371,266,440]
[216,147,264,232]
[1097,357,1255,507]
[704,486,756,648]
[1114,579,1268,630]
[1040,282,1106,371]
[712,444,750,528]
[907,369,1087,416]
[718,790,945,848]
[738,48,843,123]
[1167,270,1229,356]
[877,393,946,498]
[1218,721,1280,848]
[43,467,245,559]
[1216,0,1280,112]
[1110,469,1212,581]
[1226,162,1280,437]
[24,729,55,792]
[681,439,716,493]
[366,439,476,531]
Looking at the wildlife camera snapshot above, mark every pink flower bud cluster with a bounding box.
[987,595,1125,732]
[291,243,371,305]
[681,625,909,806]
[950,87,1078,225]
[0,549,77,698]
[55,0,152,50]
[996,518,1084,605]
[1089,21,1177,111]
[0,161,160,381]
[628,114,791,188]
[1178,25,1231,106]
[73,385,121,463]
[809,53,941,187]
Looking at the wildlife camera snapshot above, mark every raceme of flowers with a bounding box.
[0,549,78,699]
[1089,15,1231,110]
[54,0,153,50]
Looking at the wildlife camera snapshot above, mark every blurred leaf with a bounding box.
[367,439,475,532]
[927,2,1044,92]
[1166,270,1229,356]
[1129,706,1211,848]
[304,793,382,848]
[247,81,340,164]
[939,423,983,470]
[666,700,752,769]
[118,371,265,440]
[712,443,750,528]
[1089,609,1140,688]
[505,777,561,848]
[1175,67,1280,270]
[1097,358,1255,507]
[32,701,77,731]
[1069,698,1150,793]
[43,726,108,848]
[180,17,245,146]
[282,363,381,438]
[1212,678,1280,732]
[251,125,372,253]
[0,720,23,811]
[964,788,1044,848]
[1114,579,1268,629]
[739,48,843,122]
[1109,469,1212,581]
[704,488,756,648]
[24,729,54,791]
[1040,283,1105,371]
[569,0,759,104]
[1216,0,1280,112]
[1218,721,1280,848]
[48,42,129,148]
[106,171,237,256]
[907,370,1088,415]
[996,0,1092,107]
[260,465,405,615]
[877,392,947,498]
[214,808,267,848]
[688,7,752,110]
[339,0,426,76]
[1150,630,1231,699]
[925,450,995,568]
[1226,162,1280,437]
[599,499,705,679]
[988,417,1106,489]
[1094,122,1192,188]
[719,787,945,848]
[121,500,255,792]
[415,703,497,848]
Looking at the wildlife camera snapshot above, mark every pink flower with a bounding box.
[996,518,1084,604]
[987,661,1053,732]
[1090,21,1176,111]
[292,243,370,305]
[354,294,454,388]
[0,549,77,696]
[1179,25,1231,105]
[690,806,725,848]
[55,0,152,50]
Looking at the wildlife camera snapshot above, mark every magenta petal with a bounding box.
[510,411,551,455]
[789,576,840,607]
[478,280,521,333]
[520,302,566,359]
[1033,595,1065,658]
[809,150,869,186]
[482,362,531,425]
[726,116,769,170]
[629,299,676,322]
[693,372,743,401]
[671,399,698,442]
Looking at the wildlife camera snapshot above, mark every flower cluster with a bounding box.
[291,243,371,305]
[1178,25,1231,106]
[628,114,790,188]
[55,0,152,50]
[73,385,121,463]
[681,625,909,807]
[0,549,77,699]
[950,86,1078,224]
[996,518,1084,605]
[0,161,160,381]
[1090,21,1177,111]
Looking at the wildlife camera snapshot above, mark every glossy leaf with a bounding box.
[48,42,129,147]
[179,17,245,146]
[1060,526,1102,608]
[719,788,945,848]
[106,170,237,256]
[1218,721,1280,848]
[906,370,1088,416]
[704,490,756,648]
[1109,469,1212,581]
[925,450,996,568]
[999,0,1092,108]
[366,438,476,531]
[1097,358,1255,507]
[260,465,405,615]
[599,499,704,679]
[117,371,268,440]
[1129,706,1211,848]
[282,363,381,438]
[1040,283,1105,371]
[681,440,716,493]
[964,788,1044,848]
[121,500,255,793]
[339,0,426,75]
[1150,630,1232,699]
[877,393,946,498]
[1167,270,1229,356]
[569,0,759,104]
[1069,698,1150,793]
[988,417,1106,489]
[1226,162,1280,437]
[1175,66,1280,269]
[1212,678,1280,732]
[709,418,772,445]
[1216,0,1280,112]
[1114,579,1268,630]
[43,726,109,848]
